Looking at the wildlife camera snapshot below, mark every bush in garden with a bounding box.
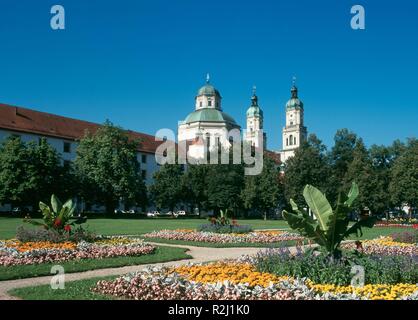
[15,225,97,243]
[283,182,376,259]
[198,223,253,234]
[254,247,418,286]
[24,194,86,233]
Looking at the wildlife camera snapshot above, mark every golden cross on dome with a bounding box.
[206,73,210,83]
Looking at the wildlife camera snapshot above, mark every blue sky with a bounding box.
[0,0,417,150]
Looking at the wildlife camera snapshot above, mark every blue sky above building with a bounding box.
[0,0,416,149]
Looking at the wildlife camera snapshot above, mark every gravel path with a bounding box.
[0,242,277,300]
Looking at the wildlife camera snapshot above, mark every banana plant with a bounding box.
[25,194,85,232]
[283,182,376,259]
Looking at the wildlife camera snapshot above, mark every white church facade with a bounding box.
[178,76,307,163]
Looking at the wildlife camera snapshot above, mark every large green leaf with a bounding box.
[344,216,377,238]
[303,185,333,232]
[283,206,327,247]
[344,182,359,207]
[62,199,76,218]
[51,194,62,215]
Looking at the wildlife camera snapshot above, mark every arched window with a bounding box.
[294,137,297,145]
[286,138,288,146]
[289,135,293,146]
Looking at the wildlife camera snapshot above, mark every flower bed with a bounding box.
[142,229,304,244]
[375,223,417,228]
[342,237,418,256]
[0,236,155,267]
[92,261,418,300]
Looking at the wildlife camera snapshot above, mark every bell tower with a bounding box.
[281,78,307,162]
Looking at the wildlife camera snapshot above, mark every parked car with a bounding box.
[176,210,186,216]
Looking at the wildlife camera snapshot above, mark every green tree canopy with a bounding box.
[74,121,146,213]
[150,164,186,211]
[241,154,284,219]
[284,134,331,207]
[389,138,418,210]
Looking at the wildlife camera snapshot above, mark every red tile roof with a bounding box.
[0,103,163,154]
[265,150,282,165]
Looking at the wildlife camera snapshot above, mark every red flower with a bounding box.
[64,225,71,232]
[54,218,62,228]
[413,224,418,230]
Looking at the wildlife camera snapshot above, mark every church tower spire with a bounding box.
[280,78,307,162]
[245,85,266,149]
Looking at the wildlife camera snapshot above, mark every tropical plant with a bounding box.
[283,182,377,259]
[24,194,86,233]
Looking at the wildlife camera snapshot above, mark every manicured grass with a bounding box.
[0,217,405,244]
[0,217,290,239]
[143,237,305,248]
[0,246,191,281]
[9,276,115,300]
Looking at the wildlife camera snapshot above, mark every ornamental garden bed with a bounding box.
[0,195,191,280]
[92,234,418,300]
[142,229,305,247]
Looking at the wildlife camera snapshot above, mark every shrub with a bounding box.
[15,226,97,243]
[197,224,253,234]
[254,248,418,285]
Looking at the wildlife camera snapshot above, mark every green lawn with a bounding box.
[0,216,403,243]
[0,217,290,239]
[0,246,191,281]
[9,276,116,300]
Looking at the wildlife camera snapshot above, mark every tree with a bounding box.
[389,138,418,216]
[0,136,34,207]
[0,136,66,210]
[241,155,284,219]
[284,134,331,207]
[149,164,185,211]
[74,121,146,213]
[181,164,209,215]
[343,138,381,213]
[27,138,64,206]
[206,163,244,215]
[329,129,358,196]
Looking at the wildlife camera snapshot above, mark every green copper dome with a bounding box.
[183,108,237,125]
[286,86,303,109]
[246,94,263,117]
[197,84,220,96]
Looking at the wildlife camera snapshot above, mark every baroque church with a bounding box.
[177,75,307,163]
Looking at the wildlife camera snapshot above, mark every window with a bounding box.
[199,101,202,107]
[289,135,293,146]
[141,154,147,164]
[286,138,288,146]
[141,170,147,180]
[63,142,71,153]
[294,137,297,145]
[208,100,212,107]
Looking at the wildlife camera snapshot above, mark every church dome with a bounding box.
[197,83,220,97]
[182,108,237,125]
[286,85,303,109]
[246,93,263,117]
